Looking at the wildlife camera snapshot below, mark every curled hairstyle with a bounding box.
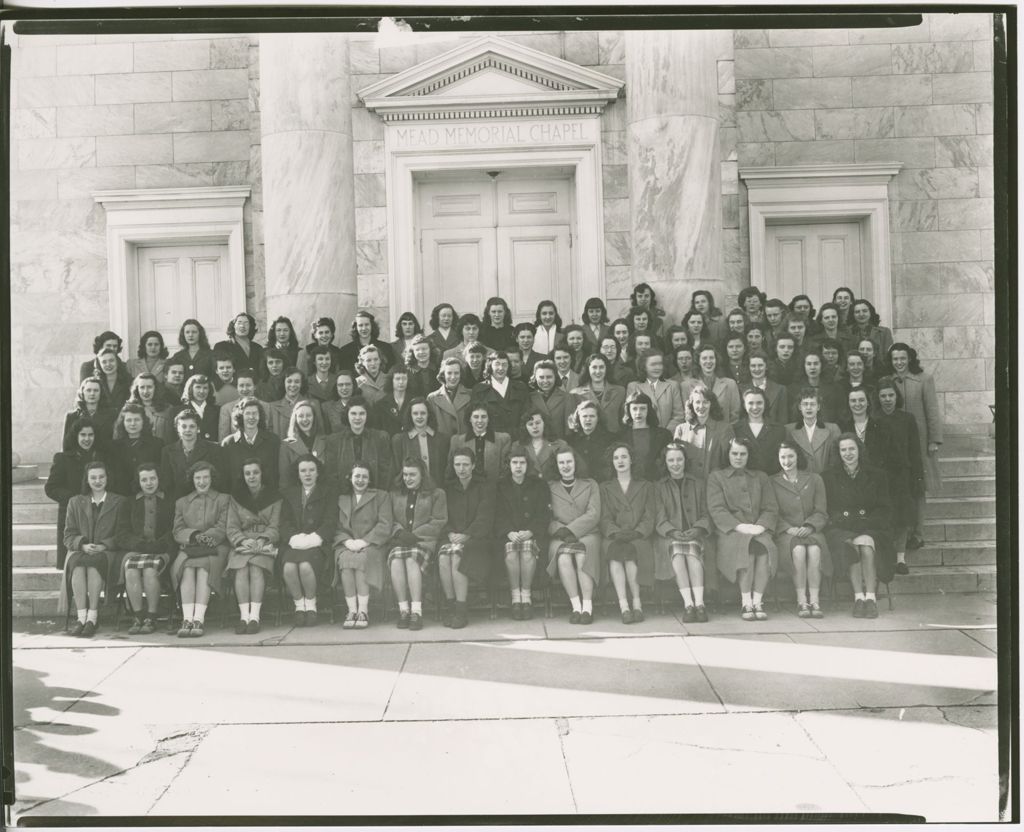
[681,310,711,342]
[567,398,600,433]
[518,408,553,442]
[114,402,153,440]
[629,282,661,312]
[457,313,482,336]
[816,301,841,327]
[549,445,585,482]
[181,374,212,406]
[286,399,324,442]
[136,330,168,360]
[482,351,510,382]
[873,375,905,410]
[269,316,300,349]
[404,333,436,370]
[350,311,381,344]
[737,287,766,311]
[789,294,817,320]
[73,376,105,413]
[578,352,612,388]
[64,415,99,453]
[690,290,722,318]
[851,299,881,328]
[604,441,640,481]
[394,311,423,340]
[128,373,163,407]
[92,330,123,355]
[623,390,660,428]
[436,356,463,385]
[186,459,219,488]
[281,367,309,397]
[344,460,375,492]
[231,396,267,433]
[173,408,200,432]
[582,297,609,324]
[396,455,433,490]
[429,303,459,331]
[530,359,557,390]
[684,384,725,424]
[356,344,386,376]
[177,319,211,351]
[80,460,110,495]
[309,317,337,341]
[226,312,258,340]
[401,397,437,432]
[481,296,512,327]
[887,342,924,375]
[776,438,808,471]
[534,300,563,330]
[292,452,324,482]
[835,432,866,463]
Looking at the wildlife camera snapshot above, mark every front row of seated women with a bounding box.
[59,411,896,636]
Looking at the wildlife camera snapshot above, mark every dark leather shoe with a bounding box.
[441,602,454,628]
[235,619,248,635]
[632,608,644,623]
[621,609,633,625]
[695,605,708,623]
[293,610,305,627]
[81,621,96,638]
[305,610,318,627]
[397,611,410,629]
[569,611,581,624]
[409,612,423,631]
[852,599,866,618]
[521,602,534,620]
[906,534,924,551]
[864,599,879,619]
[682,606,697,624]
[895,562,910,575]
[580,611,593,625]
[246,619,260,634]
[69,620,85,637]
[127,618,143,635]
[511,603,522,620]
[139,618,156,635]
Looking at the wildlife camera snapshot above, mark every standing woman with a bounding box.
[427,357,472,438]
[387,457,448,630]
[562,325,588,374]
[567,399,613,481]
[673,385,734,482]
[848,299,893,358]
[600,443,655,624]
[62,461,127,636]
[391,398,451,484]
[64,377,116,449]
[533,300,563,357]
[109,403,164,496]
[322,372,357,435]
[707,437,779,621]
[279,454,338,626]
[622,391,673,481]
[580,297,611,354]
[127,373,176,444]
[695,345,741,425]
[427,303,460,355]
[601,333,636,388]
[306,345,339,405]
[115,464,175,635]
[571,353,626,437]
[857,339,880,386]
[180,374,220,444]
[278,400,331,490]
[443,313,484,364]
[214,312,264,380]
[405,333,441,399]
[745,350,788,425]
[268,368,322,438]
[626,349,686,433]
[787,388,841,475]
[670,346,700,404]
[355,344,389,407]
[225,458,281,634]
[334,462,394,628]
[372,365,413,437]
[733,387,786,475]
[448,403,511,483]
[738,287,767,325]
[519,408,570,481]
[681,311,713,356]
[46,417,105,571]
[256,349,288,403]
[266,315,301,370]
[837,350,875,404]
[221,396,281,494]
[471,351,529,436]
[832,287,856,329]
[129,330,169,383]
[839,387,890,470]
[495,446,551,619]
[875,376,925,575]
[298,317,345,377]
[811,303,852,355]
[480,296,516,352]
[691,290,728,346]
[770,440,830,618]
[654,442,714,623]
[438,448,495,628]
[722,335,749,385]
[92,347,133,413]
[80,331,127,382]
[786,351,843,424]
[547,447,602,624]
[528,360,572,441]
[169,319,215,380]
[887,342,943,550]
[160,409,223,502]
[171,460,230,638]
[323,397,394,490]
[822,434,896,618]
[390,312,423,364]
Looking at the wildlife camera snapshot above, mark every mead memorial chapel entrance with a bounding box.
[416,168,574,321]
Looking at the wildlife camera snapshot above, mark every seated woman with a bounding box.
[355,344,389,406]
[567,399,612,481]
[519,408,570,481]
[391,398,450,483]
[63,377,116,449]
[570,353,625,437]
[622,391,673,481]
[599,443,655,624]
[180,373,221,443]
[268,368,323,439]
[306,344,339,404]
[321,371,356,435]
[405,333,441,399]
[110,403,164,497]
[495,445,551,620]
[171,460,230,638]
[707,437,780,622]
[732,387,787,475]
[387,457,448,631]
[279,400,330,491]
[92,346,133,413]
[80,330,127,382]
[221,396,281,493]
[654,442,714,623]
[226,457,282,634]
[438,448,495,629]
[471,351,529,436]
[672,385,733,482]
[334,462,394,629]
[323,397,393,490]
[168,318,215,380]
[160,408,223,502]
[448,402,511,483]
[62,461,127,637]
[822,434,897,618]
[129,330,169,383]
[626,349,686,433]
[694,345,742,425]
[427,357,472,438]
[769,440,831,619]
[279,454,338,627]
[786,387,841,475]
[546,446,601,624]
[372,365,412,436]
[116,463,175,634]
[46,417,106,571]
[129,372,176,444]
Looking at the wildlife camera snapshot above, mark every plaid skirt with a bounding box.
[388,545,430,567]
[118,552,169,587]
[504,539,540,559]
[669,540,704,560]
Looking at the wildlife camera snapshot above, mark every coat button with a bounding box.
[859,509,866,515]
[842,511,849,517]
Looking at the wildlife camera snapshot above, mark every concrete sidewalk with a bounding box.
[12,593,1000,821]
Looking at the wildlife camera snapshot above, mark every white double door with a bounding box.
[765,220,865,305]
[417,173,574,322]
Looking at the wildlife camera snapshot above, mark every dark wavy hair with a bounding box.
[113,402,154,441]
[690,289,723,319]
[309,317,337,341]
[582,297,609,325]
[429,303,459,332]
[177,319,211,351]
[548,444,585,482]
[834,432,867,465]
[280,367,309,397]
[291,452,324,482]
[92,330,123,355]
[456,313,482,338]
[394,455,436,491]
[136,330,168,360]
[788,294,817,320]
[681,309,712,342]
[80,460,111,495]
[64,416,101,454]
[127,372,166,409]
[851,299,882,328]
[604,441,643,481]
[578,353,613,388]
[401,397,437,432]
[226,311,258,340]
[349,311,381,344]
[518,407,554,442]
[737,287,766,312]
[873,375,906,410]
[623,390,660,428]
[886,342,924,375]
[629,282,663,315]
[481,350,510,382]
[231,396,268,434]
[481,297,512,327]
[268,316,301,350]
[534,300,563,330]
[776,438,808,471]
[394,311,423,340]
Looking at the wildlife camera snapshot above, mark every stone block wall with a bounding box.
[9,32,263,461]
[734,13,996,433]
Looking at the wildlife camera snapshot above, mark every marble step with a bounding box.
[922,496,995,520]
[13,545,58,568]
[938,456,995,477]
[13,503,58,524]
[12,465,40,484]
[12,590,60,618]
[924,517,996,543]
[12,567,62,592]
[887,565,996,595]
[13,525,58,546]
[907,541,996,567]
[11,480,49,503]
[940,476,996,497]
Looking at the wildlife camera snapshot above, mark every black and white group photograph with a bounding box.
[4,5,1012,824]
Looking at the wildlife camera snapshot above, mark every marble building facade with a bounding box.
[7,14,997,461]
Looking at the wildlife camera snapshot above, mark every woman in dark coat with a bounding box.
[426,303,460,355]
[180,374,221,444]
[405,334,441,400]
[109,403,165,497]
[371,366,413,436]
[837,386,890,470]
[79,330,127,382]
[167,319,215,380]
[221,396,282,495]
[875,376,925,575]
[90,347,133,413]
[706,437,779,622]
[278,400,330,491]
[297,317,346,377]
[265,315,302,370]
[479,296,516,352]
[128,330,169,384]
[279,453,338,626]
[63,377,116,449]
[213,312,265,381]
[448,403,512,483]
[822,434,896,619]
[338,312,394,376]
[571,353,626,437]
[438,448,495,628]
[160,408,224,501]
[621,391,673,482]
[114,463,175,635]
[567,399,613,481]
[46,416,106,570]
[391,398,451,484]
[323,398,393,491]
[495,445,552,620]
[471,351,530,436]
[770,440,831,619]
[673,385,734,482]
[732,387,787,475]
[62,461,127,637]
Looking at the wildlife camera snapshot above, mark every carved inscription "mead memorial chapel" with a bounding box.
[392,119,596,149]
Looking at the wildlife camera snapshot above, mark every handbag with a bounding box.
[182,543,218,559]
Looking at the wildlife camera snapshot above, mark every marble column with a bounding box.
[259,34,357,334]
[626,31,735,314]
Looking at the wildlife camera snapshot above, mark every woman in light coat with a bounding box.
[786,387,842,475]
[427,358,473,438]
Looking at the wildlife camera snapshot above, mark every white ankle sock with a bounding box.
[865,592,876,601]
[250,602,262,621]
[896,552,907,563]
[570,597,582,613]
[345,596,357,615]
[183,603,195,620]
[752,591,764,607]
[193,603,207,624]
[808,588,820,605]
[238,602,248,619]
[796,589,808,605]
[619,598,630,613]
[511,588,522,603]
[411,601,422,615]
[77,609,88,624]
[295,598,305,611]
[693,586,704,606]
[86,609,98,624]
[399,601,410,613]
[582,599,593,614]
[357,595,369,614]
[741,592,752,608]
[522,589,531,603]
[679,588,694,607]
[855,592,866,601]
[307,597,317,612]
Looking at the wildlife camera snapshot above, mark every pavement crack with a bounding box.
[147,725,213,813]
[553,719,578,812]
[379,643,411,721]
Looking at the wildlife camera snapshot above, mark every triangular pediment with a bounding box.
[359,35,624,122]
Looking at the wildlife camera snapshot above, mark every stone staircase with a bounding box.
[9,443,999,618]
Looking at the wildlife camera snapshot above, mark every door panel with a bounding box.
[137,244,230,350]
[765,221,863,306]
[421,228,498,323]
[418,179,494,229]
[496,178,571,227]
[497,226,572,321]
